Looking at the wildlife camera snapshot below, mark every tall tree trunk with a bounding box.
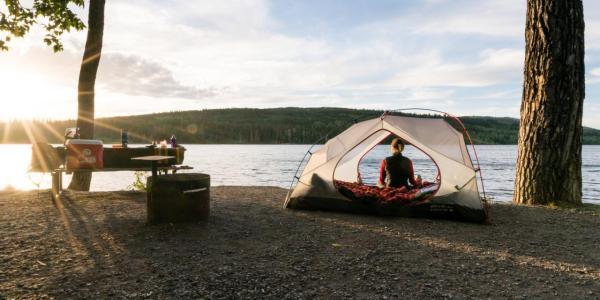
[68,0,106,191]
[514,0,585,205]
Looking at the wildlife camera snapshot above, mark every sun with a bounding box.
[0,67,76,121]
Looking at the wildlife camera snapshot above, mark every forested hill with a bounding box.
[2,107,600,144]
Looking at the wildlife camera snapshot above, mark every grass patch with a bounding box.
[509,201,600,217]
[548,202,600,216]
[575,204,600,216]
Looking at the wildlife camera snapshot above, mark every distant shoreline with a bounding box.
[2,108,600,144]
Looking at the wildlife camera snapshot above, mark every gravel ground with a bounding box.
[0,187,599,299]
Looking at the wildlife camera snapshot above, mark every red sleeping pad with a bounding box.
[334,180,438,205]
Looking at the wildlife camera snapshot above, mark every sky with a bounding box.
[1,0,600,128]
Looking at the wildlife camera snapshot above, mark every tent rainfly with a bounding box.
[284,112,488,223]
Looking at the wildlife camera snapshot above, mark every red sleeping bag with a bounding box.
[334,180,438,205]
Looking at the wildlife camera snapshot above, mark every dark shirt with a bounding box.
[378,153,417,188]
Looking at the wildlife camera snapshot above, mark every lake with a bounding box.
[1,144,598,204]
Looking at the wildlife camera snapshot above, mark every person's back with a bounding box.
[378,138,417,189]
[384,153,413,188]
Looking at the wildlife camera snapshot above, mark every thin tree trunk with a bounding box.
[68,0,106,191]
[514,0,585,205]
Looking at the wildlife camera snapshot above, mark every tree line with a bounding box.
[1,108,599,145]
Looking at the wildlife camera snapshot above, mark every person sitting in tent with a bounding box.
[377,138,418,189]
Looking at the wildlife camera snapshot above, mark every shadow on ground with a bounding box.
[0,187,598,299]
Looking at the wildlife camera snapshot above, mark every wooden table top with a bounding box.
[131,155,175,161]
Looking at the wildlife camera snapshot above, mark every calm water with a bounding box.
[1,144,598,204]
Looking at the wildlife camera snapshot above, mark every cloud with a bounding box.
[97,53,221,99]
[362,0,526,38]
[14,0,526,102]
[584,1,600,50]
[588,68,600,85]
[68,0,534,118]
[1,0,598,129]
[0,46,221,100]
[386,48,524,88]
[0,48,79,86]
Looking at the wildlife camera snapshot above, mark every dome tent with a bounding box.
[284,111,488,223]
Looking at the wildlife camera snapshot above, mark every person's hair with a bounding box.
[391,138,404,153]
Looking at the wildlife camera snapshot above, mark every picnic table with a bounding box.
[29,143,192,200]
[30,142,207,224]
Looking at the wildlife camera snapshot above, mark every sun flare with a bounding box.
[0,68,75,121]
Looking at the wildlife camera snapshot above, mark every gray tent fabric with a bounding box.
[284,114,488,223]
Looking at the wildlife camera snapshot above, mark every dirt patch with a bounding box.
[0,187,599,299]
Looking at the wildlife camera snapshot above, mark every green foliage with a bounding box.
[575,204,600,216]
[459,116,521,144]
[128,171,147,191]
[548,202,600,216]
[1,108,600,145]
[0,0,85,51]
[0,0,34,50]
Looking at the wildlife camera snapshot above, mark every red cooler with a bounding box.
[65,139,104,170]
